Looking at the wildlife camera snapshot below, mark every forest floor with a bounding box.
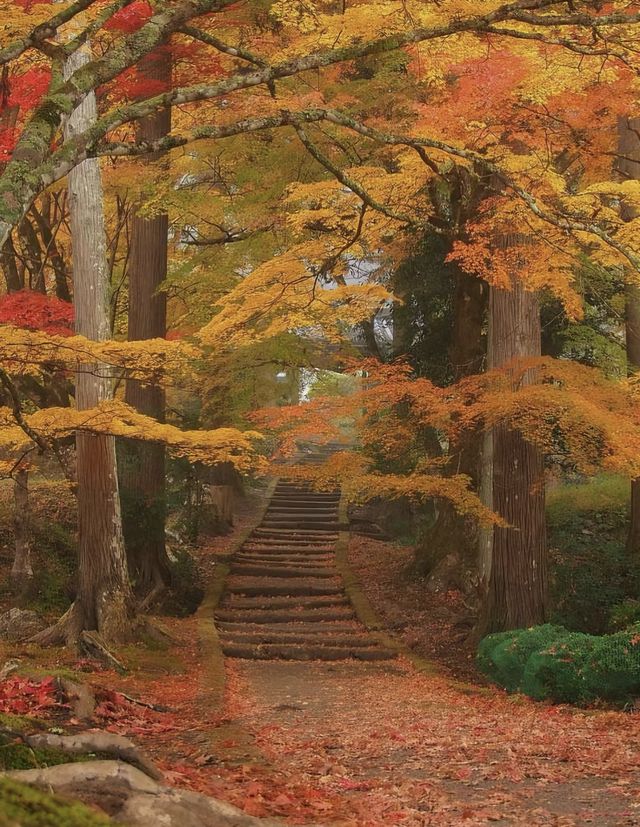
[1,493,640,825]
[97,521,640,826]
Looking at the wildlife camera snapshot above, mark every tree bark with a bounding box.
[121,49,171,602]
[37,43,134,645]
[412,270,487,591]
[616,116,640,556]
[11,467,32,596]
[478,278,548,635]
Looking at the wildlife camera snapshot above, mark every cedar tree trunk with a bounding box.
[37,44,134,645]
[11,467,32,595]
[121,49,172,603]
[617,116,640,556]
[413,270,487,591]
[479,278,548,635]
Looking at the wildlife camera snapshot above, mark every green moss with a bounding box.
[0,777,112,826]
[0,715,45,735]
[0,734,106,772]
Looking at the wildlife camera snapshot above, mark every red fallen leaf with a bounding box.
[272,793,292,806]
[245,781,264,796]
[241,798,267,817]
[337,778,374,791]
[309,801,334,811]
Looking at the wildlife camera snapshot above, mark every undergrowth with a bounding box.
[547,475,640,634]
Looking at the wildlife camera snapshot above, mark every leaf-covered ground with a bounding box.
[95,529,640,826]
[2,518,639,825]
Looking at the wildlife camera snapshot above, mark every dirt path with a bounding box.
[223,657,640,826]
[198,470,640,825]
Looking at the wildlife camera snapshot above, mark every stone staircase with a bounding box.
[215,477,396,662]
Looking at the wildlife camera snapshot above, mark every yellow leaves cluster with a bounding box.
[278,450,499,525]
[0,400,266,474]
[458,357,640,478]
[448,200,582,318]
[0,0,59,42]
[256,354,640,521]
[197,244,391,349]
[0,326,199,383]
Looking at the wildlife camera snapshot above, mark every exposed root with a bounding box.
[79,631,127,674]
[21,733,163,781]
[29,603,83,648]
[137,580,165,614]
[4,760,275,826]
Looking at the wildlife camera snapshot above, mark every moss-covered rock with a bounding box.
[0,777,112,826]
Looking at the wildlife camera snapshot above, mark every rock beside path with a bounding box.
[6,760,284,826]
[0,608,45,641]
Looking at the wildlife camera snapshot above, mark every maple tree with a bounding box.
[2,0,640,720]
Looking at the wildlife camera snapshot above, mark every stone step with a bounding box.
[240,543,334,553]
[267,506,338,515]
[216,621,361,635]
[216,606,355,624]
[221,642,395,661]
[226,579,343,597]
[230,564,337,579]
[270,494,339,501]
[244,539,335,550]
[219,631,379,648]
[222,594,350,610]
[252,528,339,537]
[235,555,334,567]
[265,514,338,523]
[260,521,338,531]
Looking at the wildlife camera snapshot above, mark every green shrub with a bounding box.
[478,624,640,704]
[610,598,640,630]
[477,625,566,693]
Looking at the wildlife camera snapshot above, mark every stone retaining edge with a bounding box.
[196,477,279,714]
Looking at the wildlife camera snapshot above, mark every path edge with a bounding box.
[196,477,279,714]
[334,491,438,675]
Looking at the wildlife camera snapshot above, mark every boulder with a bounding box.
[0,608,46,641]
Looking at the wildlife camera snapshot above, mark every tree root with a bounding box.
[21,733,163,781]
[137,580,165,614]
[5,759,160,794]
[79,631,127,674]
[29,603,82,648]
[57,677,96,722]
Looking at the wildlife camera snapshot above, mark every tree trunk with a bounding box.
[11,467,32,597]
[37,44,134,645]
[412,271,487,591]
[478,279,547,635]
[121,49,171,603]
[616,116,640,556]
